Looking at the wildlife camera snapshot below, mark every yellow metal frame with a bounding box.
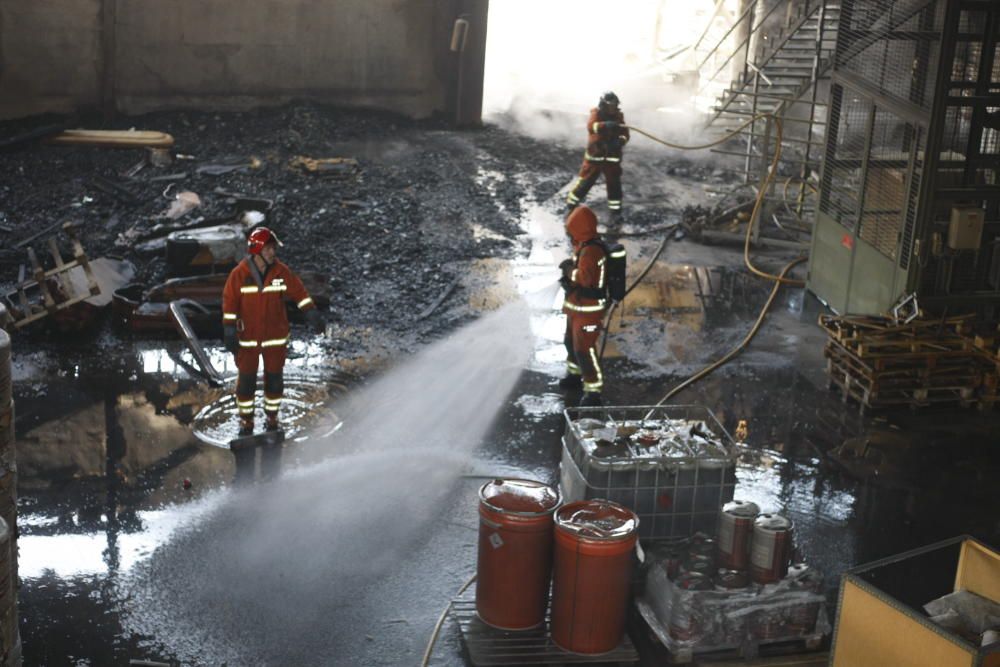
[831,536,1000,667]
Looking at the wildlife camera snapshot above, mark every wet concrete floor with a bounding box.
[11,183,1000,666]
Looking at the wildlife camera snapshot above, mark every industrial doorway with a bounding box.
[482,0,735,141]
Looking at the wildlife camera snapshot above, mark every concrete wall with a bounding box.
[0,1,104,118]
[0,0,464,120]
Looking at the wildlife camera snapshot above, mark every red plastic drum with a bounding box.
[550,500,639,654]
[476,479,560,630]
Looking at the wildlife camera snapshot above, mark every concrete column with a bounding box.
[731,0,756,82]
[0,308,20,666]
[454,0,488,127]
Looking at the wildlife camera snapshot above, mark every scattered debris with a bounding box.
[157,191,202,220]
[49,129,175,148]
[147,147,174,167]
[417,278,460,321]
[123,157,148,179]
[289,155,359,177]
[1,223,102,330]
[145,172,189,183]
[165,224,245,273]
[195,157,262,176]
[212,188,274,215]
[89,175,142,206]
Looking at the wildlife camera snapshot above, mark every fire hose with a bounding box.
[599,114,806,406]
[421,573,476,667]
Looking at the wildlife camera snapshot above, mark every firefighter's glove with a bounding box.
[305,308,324,333]
[559,276,573,292]
[559,258,574,278]
[223,325,239,354]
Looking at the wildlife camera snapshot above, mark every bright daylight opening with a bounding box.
[483,0,744,143]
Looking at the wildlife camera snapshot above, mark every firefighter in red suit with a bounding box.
[567,91,630,215]
[558,205,609,407]
[222,227,321,435]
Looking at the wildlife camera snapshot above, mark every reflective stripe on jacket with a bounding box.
[563,242,608,318]
[222,258,315,348]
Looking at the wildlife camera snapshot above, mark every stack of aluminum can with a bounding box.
[640,498,826,653]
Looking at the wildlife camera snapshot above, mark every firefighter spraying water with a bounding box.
[558,205,627,407]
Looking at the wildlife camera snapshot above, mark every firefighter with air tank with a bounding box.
[567,91,630,217]
[558,205,626,407]
[222,227,322,436]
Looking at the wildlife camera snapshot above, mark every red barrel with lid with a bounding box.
[476,478,560,630]
[550,500,638,654]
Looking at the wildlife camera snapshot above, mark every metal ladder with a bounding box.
[699,0,842,227]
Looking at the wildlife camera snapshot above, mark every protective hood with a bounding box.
[566,205,598,246]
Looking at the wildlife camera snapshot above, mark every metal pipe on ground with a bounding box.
[168,300,225,386]
[699,229,809,251]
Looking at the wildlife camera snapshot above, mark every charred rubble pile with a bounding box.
[0,103,555,355]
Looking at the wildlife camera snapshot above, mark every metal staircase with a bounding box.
[699,0,842,224]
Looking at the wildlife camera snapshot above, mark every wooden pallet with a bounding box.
[819,313,1000,412]
[824,343,985,390]
[818,313,975,339]
[451,595,639,666]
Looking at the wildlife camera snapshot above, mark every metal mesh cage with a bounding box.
[815,0,1000,306]
[836,0,945,109]
[858,109,922,259]
[820,86,872,230]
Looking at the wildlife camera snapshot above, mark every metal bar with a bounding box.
[168,300,225,386]
[745,61,772,86]
[745,74,761,182]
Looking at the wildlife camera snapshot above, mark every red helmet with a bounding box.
[247,227,283,255]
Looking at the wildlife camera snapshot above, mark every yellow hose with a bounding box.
[645,256,806,415]
[626,116,804,287]
[625,112,808,408]
[421,573,477,667]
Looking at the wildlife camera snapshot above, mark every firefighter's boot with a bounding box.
[265,411,280,432]
[580,392,603,407]
[238,414,254,437]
